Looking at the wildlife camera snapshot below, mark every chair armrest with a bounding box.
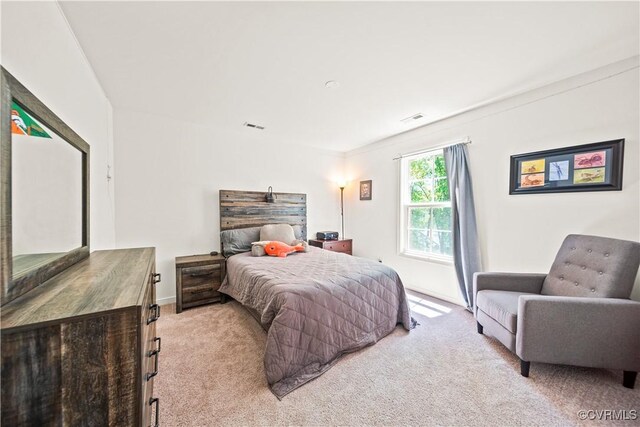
[473,272,546,305]
[516,295,640,371]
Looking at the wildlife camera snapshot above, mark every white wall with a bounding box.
[114,109,344,302]
[345,57,640,302]
[1,1,116,250]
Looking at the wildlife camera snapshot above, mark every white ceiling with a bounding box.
[60,1,639,152]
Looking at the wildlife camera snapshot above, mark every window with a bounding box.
[400,149,452,261]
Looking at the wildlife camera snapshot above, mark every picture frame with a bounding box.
[509,139,624,195]
[359,180,372,200]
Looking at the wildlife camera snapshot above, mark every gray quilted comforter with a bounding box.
[218,246,415,398]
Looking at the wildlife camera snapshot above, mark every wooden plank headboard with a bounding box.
[219,190,307,240]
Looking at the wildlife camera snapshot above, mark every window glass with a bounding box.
[401,150,452,259]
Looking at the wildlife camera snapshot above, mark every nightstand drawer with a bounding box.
[183,283,221,304]
[309,238,353,255]
[324,241,352,253]
[182,265,222,289]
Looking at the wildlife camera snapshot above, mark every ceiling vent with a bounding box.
[243,122,265,130]
[400,113,424,124]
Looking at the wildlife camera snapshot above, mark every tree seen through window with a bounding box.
[404,151,452,257]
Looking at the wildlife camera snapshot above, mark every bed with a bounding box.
[217,190,415,398]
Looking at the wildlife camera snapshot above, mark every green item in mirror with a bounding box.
[11,101,51,139]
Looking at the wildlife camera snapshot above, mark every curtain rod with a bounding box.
[392,137,472,161]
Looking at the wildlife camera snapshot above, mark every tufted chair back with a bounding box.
[541,234,640,298]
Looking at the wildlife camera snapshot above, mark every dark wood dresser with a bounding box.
[308,238,353,255]
[175,254,226,313]
[1,248,161,427]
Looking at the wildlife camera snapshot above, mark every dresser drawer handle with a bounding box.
[148,337,161,356]
[189,271,214,278]
[149,397,159,427]
[147,304,161,324]
[152,273,161,284]
[146,350,159,381]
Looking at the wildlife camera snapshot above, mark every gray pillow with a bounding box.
[221,226,261,257]
[260,224,296,244]
[292,225,304,240]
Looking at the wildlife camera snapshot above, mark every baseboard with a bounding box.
[157,296,176,306]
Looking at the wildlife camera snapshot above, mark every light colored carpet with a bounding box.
[155,295,639,426]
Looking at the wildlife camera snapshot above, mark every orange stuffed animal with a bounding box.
[263,241,305,258]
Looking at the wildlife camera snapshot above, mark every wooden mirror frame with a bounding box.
[1,67,90,306]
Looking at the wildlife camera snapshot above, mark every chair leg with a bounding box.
[520,360,530,377]
[623,371,637,389]
[476,322,483,334]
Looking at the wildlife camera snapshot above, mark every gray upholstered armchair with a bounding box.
[474,234,640,388]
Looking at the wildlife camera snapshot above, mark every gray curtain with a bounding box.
[444,144,482,311]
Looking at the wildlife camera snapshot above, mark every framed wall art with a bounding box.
[509,139,624,195]
[359,180,372,200]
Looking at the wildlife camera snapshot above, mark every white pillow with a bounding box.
[260,224,296,244]
[251,244,267,257]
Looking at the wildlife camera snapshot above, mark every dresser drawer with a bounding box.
[141,279,159,328]
[182,265,222,289]
[142,325,159,407]
[143,363,159,427]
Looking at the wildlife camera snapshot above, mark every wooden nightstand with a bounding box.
[175,254,226,313]
[308,239,353,255]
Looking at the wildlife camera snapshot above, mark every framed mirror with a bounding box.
[1,67,90,305]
